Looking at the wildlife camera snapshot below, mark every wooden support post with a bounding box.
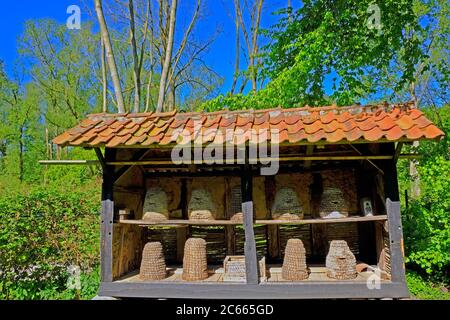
[304,145,314,169]
[381,143,407,285]
[94,148,107,170]
[264,176,279,260]
[393,142,404,163]
[386,199,406,283]
[101,148,116,282]
[241,163,259,285]
[267,225,280,260]
[176,226,188,263]
[225,226,236,255]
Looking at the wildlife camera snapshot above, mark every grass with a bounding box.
[406,270,450,300]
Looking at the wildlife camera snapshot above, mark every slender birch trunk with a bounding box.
[156,0,178,113]
[95,0,125,113]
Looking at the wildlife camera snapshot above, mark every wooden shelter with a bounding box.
[53,102,444,299]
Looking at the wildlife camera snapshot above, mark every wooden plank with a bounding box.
[119,215,388,226]
[256,216,388,225]
[117,226,125,277]
[100,148,116,283]
[381,142,407,285]
[107,156,397,166]
[120,220,242,226]
[76,136,423,150]
[99,281,410,299]
[243,201,259,285]
[386,200,407,283]
[39,160,100,165]
[176,226,188,263]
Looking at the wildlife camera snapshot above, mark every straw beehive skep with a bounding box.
[182,238,209,281]
[139,242,167,281]
[326,240,357,280]
[282,239,309,280]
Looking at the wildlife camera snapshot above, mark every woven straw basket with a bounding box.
[282,239,309,280]
[182,238,209,281]
[326,240,357,280]
[139,242,167,281]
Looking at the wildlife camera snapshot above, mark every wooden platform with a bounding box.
[115,265,386,283]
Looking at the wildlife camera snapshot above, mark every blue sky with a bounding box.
[0,0,289,94]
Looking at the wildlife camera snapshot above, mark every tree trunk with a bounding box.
[101,38,108,113]
[156,0,178,113]
[231,0,240,94]
[19,128,24,182]
[166,77,176,111]
[250,0,263,92]
[129,0,141,113]
[95,0,126,113]
[409,86,421,198]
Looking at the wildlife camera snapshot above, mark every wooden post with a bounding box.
[225,226,236,255]
[176,226,188,263]
[267,225,280,260]
[265,176,279,260]
[101,148,116,282]
[381,143,407,284]
[241,163,259,284]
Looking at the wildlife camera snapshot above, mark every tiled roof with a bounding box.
[53,102,445,148]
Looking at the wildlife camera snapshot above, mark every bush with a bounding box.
[402,156,450,277]
[0,187,101,299]
[406,271,450,300]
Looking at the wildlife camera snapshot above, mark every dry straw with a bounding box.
[182,238,209,281]
[282,239,309,280]
[139,242,167,281]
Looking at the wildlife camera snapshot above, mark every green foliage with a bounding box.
[202,0,426,111]
[402,156,450,274]
[0,187,101,300]
[400,105,450,277]
[406,271,450,300]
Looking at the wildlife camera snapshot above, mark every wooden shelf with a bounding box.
[119,215,387,227]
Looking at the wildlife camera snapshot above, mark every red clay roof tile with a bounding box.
[53,102,445,148]
[397,115,415,130]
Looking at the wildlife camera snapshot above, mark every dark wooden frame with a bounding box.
[98,143,410,299]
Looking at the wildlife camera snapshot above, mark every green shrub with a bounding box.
[402,156,450,277]
[406,271,450,300]
[0,187,101,299]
